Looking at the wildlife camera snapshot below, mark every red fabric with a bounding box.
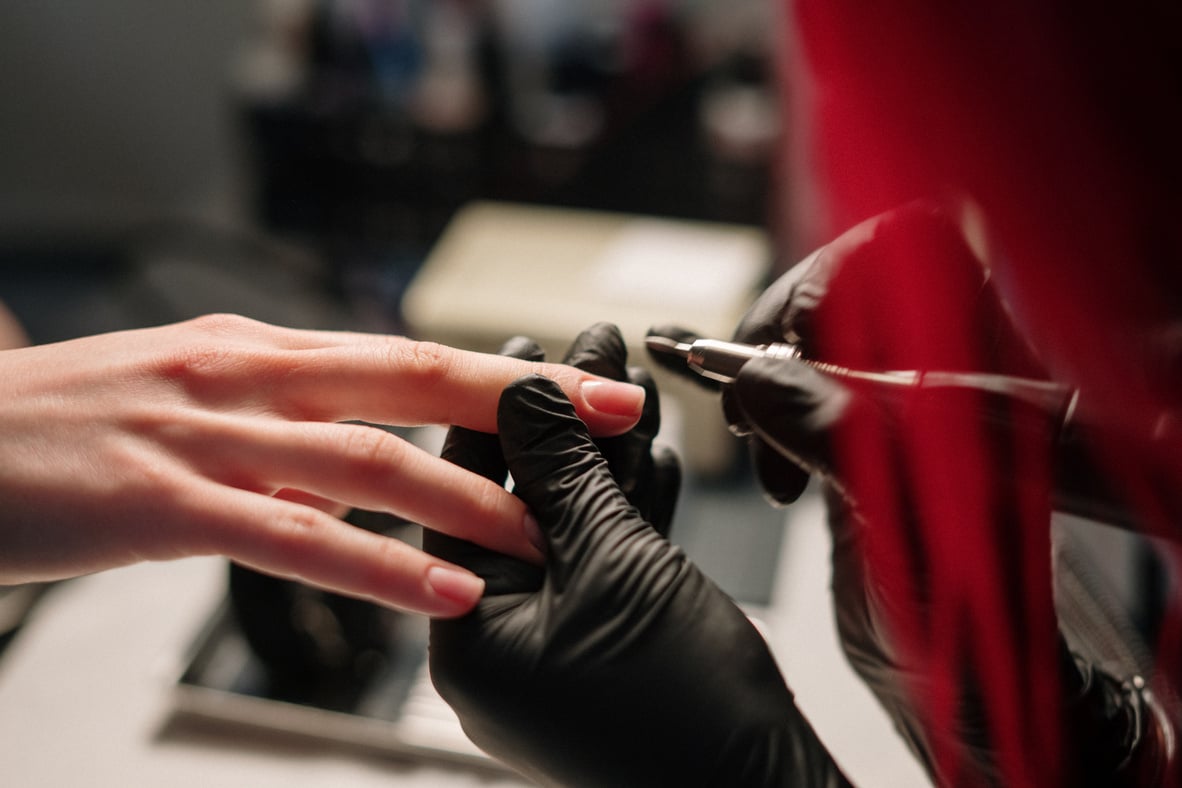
[785,2,1182,784]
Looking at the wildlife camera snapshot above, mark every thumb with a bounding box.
[731,356,854,477]
[497,374,644,578]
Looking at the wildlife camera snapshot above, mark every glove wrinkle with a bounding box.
[554,534,690,665]
[499,375,617,513]
[430,327,850,787]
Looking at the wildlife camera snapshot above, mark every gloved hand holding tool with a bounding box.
[647,202,1056,509]
[647,204,1174,785]
[650,203,1179,532]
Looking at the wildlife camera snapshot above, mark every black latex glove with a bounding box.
[425,325,850,788]
[423,324,677,596]
[701,203,1177,531]
[227,508,403,701]
[651,202,1049,506]
[557,322,680,536]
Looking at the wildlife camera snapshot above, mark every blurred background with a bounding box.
[0,0,783,343]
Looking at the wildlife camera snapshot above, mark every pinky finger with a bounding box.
[196,483,485,618]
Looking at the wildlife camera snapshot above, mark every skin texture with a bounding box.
[0,313,645,617]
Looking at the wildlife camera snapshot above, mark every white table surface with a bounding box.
[0,494,927,787]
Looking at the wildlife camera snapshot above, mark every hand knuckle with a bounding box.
[270,506,326,559]
[401,340,454,386]
[160,343,239,382]
[385,340,465,422]
[342,426,401,481]
[354,538,409,596]
[470,478,511,521]
[186,313,262,336]
[154,326,285,400]
[128,453,177,491]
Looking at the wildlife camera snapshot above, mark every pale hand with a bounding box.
[0,314,645,617]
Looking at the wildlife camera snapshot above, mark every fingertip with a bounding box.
[755,465,810,507]
[425,565,485,617]
[563,322,627,377]
[577,379,645,433]
[750,432,811,506]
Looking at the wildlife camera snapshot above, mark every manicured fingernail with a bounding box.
[580,380,645,417]
[427,565,485,607]
[523,512,546,555]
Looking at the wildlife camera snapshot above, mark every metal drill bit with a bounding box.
[643,335,693,359]
[645,335,802,383]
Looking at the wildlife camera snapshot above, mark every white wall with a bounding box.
[0,2,252,235]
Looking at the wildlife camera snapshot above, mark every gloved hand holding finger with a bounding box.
[426,322,678,589]
[430,372,850,787]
